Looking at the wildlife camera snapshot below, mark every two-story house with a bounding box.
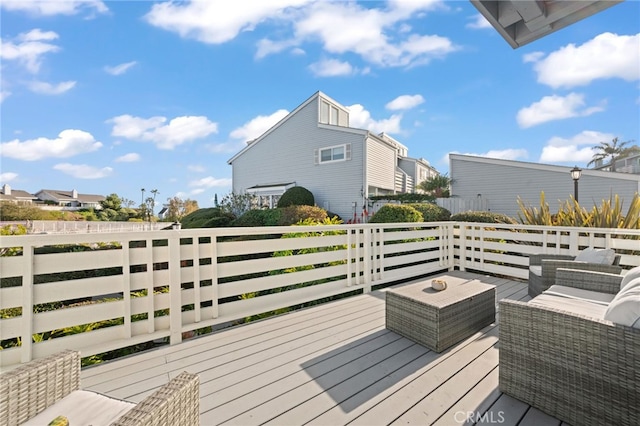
[227,91,438,221]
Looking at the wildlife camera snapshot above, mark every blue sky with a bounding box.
[1,0,639,210]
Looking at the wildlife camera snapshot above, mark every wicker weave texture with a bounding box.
[386,280,495,352]
[555,268,623,294]
[0,349,80,426]
[499,299,640,426]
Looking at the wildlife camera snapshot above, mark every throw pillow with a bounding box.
[620,265,640,292]
[574,247,616,265]
[605,277,640,328]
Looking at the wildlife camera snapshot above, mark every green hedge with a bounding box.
[450,211,517,224]
[277,186,314,208]
[369,204,423,223]
[407,203,451,222]
[181,208,235,228]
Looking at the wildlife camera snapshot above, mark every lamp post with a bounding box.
[570,166,582,202]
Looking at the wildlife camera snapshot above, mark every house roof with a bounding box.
[470,0,622,48]
[0,189,38,201]
[37,189,105,203]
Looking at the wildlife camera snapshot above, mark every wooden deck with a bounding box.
[81,271,566,425]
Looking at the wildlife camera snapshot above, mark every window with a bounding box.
[316,144,350,164]
[320,101,339,125]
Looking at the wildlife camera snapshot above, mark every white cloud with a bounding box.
[0,29,60,73]
[0,172,18,183]
[1,0,108,16]
[480,149,529,161]
[187,164,206,172]
[523,51,544,63]
[1,129,102,161]
[516,93,605,128]
[539,130,614,163]
[188,176,233,188]
[104,61,137,76]
[0,90,10,103]
[308,58,355,77]
[386,94,424,110]
[528,32,640,89]
[145,0,313,44]
[146,1,457,69]
[27,80,76,95]
[347,104,402,134]
[115,153,140,162]
[53,163,113,179]
[466,13,491,29]
[230,109,289,141]
[108,114,218,150]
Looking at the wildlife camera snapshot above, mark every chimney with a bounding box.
[2,184,10,195]
[72,189,78,199]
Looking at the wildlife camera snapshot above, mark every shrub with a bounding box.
[277,186,314,208]
[369,193,434,203]
[278,205,327,225]
[181,208,235,228]
[408,203,451,222]
[369,204,423,223]
[450,211,517,224]
[232,209,282,227]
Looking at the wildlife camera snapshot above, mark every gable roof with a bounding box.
[37,189,105,203]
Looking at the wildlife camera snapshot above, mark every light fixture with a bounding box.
[570,166,582,201]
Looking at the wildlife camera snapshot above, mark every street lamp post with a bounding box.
[570,166,582,202]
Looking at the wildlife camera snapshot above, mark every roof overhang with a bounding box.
[470,0,623,48]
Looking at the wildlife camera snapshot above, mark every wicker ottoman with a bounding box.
[386,277,496,352]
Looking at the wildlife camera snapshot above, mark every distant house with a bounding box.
[228,91,438,221]
[449,154,640,218]
[0,184,38,205]
[35,189,105,211]
[592,153,640,174]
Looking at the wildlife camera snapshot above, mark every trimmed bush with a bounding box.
[232,209,282,227]
[181,208,235,228]
[278,205,328,225]
[450,211,517,224]
[369,204,423,223]
[408,203,451,222]
[277,186,314,208]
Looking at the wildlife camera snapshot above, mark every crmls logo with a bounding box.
[454,411,506,424]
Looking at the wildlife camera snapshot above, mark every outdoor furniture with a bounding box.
[386,275,496,352]
[500,267,640,426]
[0,349,200,426]
[527,248,622,297]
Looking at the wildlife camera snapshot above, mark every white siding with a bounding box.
[366,137,396,192]
[231,96,365,220]
[450,154,640,218]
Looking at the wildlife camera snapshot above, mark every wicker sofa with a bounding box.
[500,267,640,426]
[528,249,622,297]
[0,350,200,426]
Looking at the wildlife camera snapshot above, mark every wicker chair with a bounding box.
[528,252,622,297]
[500,268,640,426]
[0,350,200,426]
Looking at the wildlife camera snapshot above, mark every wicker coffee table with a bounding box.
[386,275,496,352]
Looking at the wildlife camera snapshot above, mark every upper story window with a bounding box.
[320,101,339,125]
[315,144,351,164]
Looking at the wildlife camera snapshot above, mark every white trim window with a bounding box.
[320,101,339,125]
[315,144,351,164]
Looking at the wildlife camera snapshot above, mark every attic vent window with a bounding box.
[320,101,339,125]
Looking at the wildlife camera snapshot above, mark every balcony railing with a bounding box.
[1,222,639,369]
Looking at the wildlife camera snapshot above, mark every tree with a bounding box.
[100,193,122,211]
[150,189,159,216]
[165,196,199,222]
[417,174,453,198]
[587,137,638,172]
[219,192,255,217]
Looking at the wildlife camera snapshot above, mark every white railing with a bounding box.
[1,222,638,369]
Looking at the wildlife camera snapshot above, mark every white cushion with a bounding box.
[604,278,640,328]
[23,390,135,426]
[620,265,640,291]
[574,247,616,265]
[544,285,616,306]
[530,294,608,319]
[529,265,542,277]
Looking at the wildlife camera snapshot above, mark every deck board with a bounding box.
[82,270,560,425]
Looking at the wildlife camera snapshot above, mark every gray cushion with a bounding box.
[620,265,640,291]
[23,390,135,426]
[529,265,542,277]
[605,277,640,328]
[544,285,616,306]
[530,293,608,319]
[574,247,616,265]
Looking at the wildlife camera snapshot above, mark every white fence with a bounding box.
[1,222,638,369]
[0,220,168,234]
[436,197,489,215]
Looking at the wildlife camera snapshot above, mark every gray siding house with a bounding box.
[228,92,438,221]
[450,154,640,218]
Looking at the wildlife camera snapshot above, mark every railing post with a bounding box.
[211,233,219,319]
[363,227,372,292]
[21,244,34,363]
[169,235,182,345]
[459,224,466,271]
[347,228,353,287]
[122,241,132,339]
